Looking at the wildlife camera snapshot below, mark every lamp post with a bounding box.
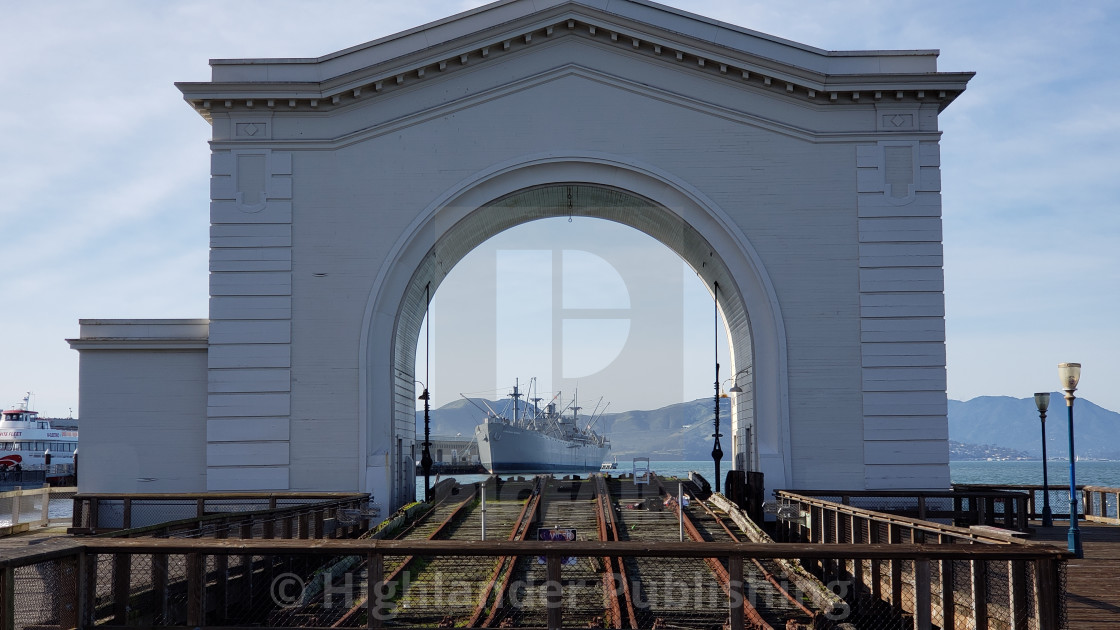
[419,282,433,503]
[1034,392,1053,527]
[711,282,724,492]
[419,384,432,502]
[1058,362,1082,558]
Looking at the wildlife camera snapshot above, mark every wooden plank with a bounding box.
[207,368,292,393]
[209,271,292,296]
[208,320,291,344]
[209,295,292,319]
[207,343,291,368]
[860,267,944,293]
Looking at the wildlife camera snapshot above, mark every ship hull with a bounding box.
[475,420,610,473]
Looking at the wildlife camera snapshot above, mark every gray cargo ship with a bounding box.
[474,381,610,473]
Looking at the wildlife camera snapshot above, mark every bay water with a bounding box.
[416,459,1120,499]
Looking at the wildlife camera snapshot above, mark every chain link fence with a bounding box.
[1,538,1068,629]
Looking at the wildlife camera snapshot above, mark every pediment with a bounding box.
[177,0,971,123]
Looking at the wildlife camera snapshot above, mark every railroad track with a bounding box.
[267,474,825,628]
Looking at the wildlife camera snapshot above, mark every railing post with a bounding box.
[10,491,20,527]
[1009,560,1028,629]
[71,496,84,530]
[152,553,169,623]
[80,551,97,628]
[938,534,955,630]
[547,553,563,630]
[112,552,130,624]
[299,511,310,539]
[918,495,927,521]
[215,519,229,622]
[728,553,744,630]
[368,551,384,629]
[971,559,988,629]
[40,488,50,526]
[1034,557,1061,630]
[89,497,100,531]
[869,521,883,602]
[915,558,932,630]
[1,566,13,630]
[888,523,903,610]
[186,553,204,626]
[59,554,80,630]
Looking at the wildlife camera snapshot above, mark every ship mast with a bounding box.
[509,379,522,424]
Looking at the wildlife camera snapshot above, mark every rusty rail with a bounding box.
[594,474,638,629]
[331,485,478,627]
[469,476,544,627]
[652,476,773,630]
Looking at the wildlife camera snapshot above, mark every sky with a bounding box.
[1,0,1117,416]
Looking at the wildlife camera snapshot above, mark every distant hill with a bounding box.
[418,396,733,460]
[948,394,1120,460]
[418,392,1120,461]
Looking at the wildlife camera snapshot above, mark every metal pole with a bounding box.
[1065,395,1082,557]
[679,481,684,542]
[712,282,724,493]
[481,484,487,541]
[1039,407,1053,527]
[421,391,432,502]
[421,282,433,503]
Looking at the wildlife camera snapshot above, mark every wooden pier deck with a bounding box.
[1030,521,1120,629]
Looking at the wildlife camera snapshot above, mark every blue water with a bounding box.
[949,460,1120,487]
[416,459,1120,498]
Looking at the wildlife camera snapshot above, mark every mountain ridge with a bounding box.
[417,394,1120,461]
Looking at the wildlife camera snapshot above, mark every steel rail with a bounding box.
[594,474,639,628]
[331,484,478,628]
[652,475,774,630]
[690,487,817,619]
[468,476,546,627]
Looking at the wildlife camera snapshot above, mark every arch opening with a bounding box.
[361,158,790,510]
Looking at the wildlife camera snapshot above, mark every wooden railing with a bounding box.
[0,537,1068,630]
[955,483,1120,525]
[0,486,77,535]
[70,492,371,535]
[775,491,1069,629]
[787,488,1032,532]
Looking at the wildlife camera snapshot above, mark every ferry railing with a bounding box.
[70,492,372,535]
[0,537,1068,630]
[0,486,77,535]
[785,488,1032,532]
[775,490,1069,630]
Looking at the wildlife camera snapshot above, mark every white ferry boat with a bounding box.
[0,395,78,474]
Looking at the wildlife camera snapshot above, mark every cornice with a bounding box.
[66,338,209,351]
[177,8,972,123]
[205,64,947,151]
